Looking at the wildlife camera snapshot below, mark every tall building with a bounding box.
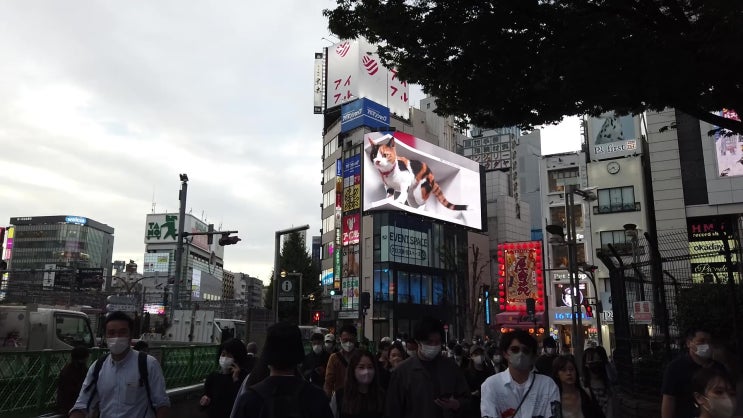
[143,213,225,309]
[317,39,490,340]
[2,215,114,304]
[233,273,263,308]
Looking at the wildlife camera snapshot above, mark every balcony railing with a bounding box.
[593,202,641,214]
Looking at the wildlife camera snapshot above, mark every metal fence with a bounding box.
[0,345,219,418]
[597,227,743,418]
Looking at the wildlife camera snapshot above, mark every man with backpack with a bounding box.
[69,311,170,418]
[230,322,332,418]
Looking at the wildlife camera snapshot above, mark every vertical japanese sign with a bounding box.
[342,245,360,310]
[343,155,362,212]
[334,159,343,288]
[497,241,544,312]
[313,52,325,114]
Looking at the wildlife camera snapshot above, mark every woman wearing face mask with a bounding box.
[582,347,614,417]
[200,339,250,418]
[463,346,495,418]
[330,350,385,418]
[552,355,605,418]
[691,367,737,418]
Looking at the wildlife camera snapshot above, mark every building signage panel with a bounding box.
[364,132,484,230]
[192,269,201,298]
[341,275,359,310]
[713,109,743,177]
[687,216,740,283]
[144,214,215,254]
[380,226,430,266]
[342,213,360,246]
[343,155,361,186]
[278,278,295,302]
[143,253,170,273]
[554,283,586,307]
[552,309,590,322]
[325,38,409,117]
[42,263,56,288]
[65,216,87,225]
[632,301,653,323]
[313,52,324,114]
[340,98,390,133]
[587,112,640,161]
[337,310,359,319]
[498,242,544,313]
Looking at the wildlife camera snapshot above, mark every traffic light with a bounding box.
[329,288,341,296]
[207,224,215,245]
[585,304,594,318]
[312,311,323,322]
[218,234,241,246]
[360,292,370,310]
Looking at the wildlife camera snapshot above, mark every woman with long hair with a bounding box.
[201,339,251,418]
[552,355,605,418]
[582,347,614,417]
[463,346,494,418]
[691,366,737,418]
[331,350,385,418]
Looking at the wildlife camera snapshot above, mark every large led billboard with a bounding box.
[587,112,641,161]
[497,242,544,313]
[713,109,743,177]
[363,132,484,230]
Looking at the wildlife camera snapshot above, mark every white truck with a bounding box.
[0,304,95,351]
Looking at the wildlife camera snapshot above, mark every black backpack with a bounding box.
[248,378,307,418]
[83,351,155,414]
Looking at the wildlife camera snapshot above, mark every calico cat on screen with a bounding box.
[368,137,467,211]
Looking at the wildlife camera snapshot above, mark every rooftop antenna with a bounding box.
[151,187,156,213]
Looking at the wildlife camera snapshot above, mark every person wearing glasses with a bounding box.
[480,330,561,418]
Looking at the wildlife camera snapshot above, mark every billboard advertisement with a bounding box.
[713,109,743,177]
[497,241,544,312]
[363,132,484,230]
[325,38,409,117]
[341,98,390,133]
[143,253,170,273]
[687,216,739,283]
[313,52,324,114]
[380,225,430,267]
[145,213,222,257]
[342,213,360,246]
[343,155,362,212]
[587,112,640,161]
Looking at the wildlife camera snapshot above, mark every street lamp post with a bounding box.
[578,264,603,347]
[172,174,188,322]
[273,225,310,324]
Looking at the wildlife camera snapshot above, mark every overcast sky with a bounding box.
[0,2,579,284]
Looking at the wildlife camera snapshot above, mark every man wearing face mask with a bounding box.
[385,316,471,418]
[481,330,561,418]
[69,311,170,418]
[302,333,330,388]
[535,337,558,375]
[324,325,359,397]
[662,327,727,418]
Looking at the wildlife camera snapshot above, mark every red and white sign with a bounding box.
[326,38,410,117]
[633,301,653,323]
[497,242,544,313]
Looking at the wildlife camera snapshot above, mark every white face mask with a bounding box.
[544,348,555,355]
[509,352,534,371]
[355,368,375,385]
[419,344,441,361]
[106,337,129,355]
[695,344,712,359]
[341,341,355,352]
[493,355,503,363]
[406,349,417,357]
[312,344,323,354]
[219,356,234,371]
[472,355,484,367]
[324,342,334,351]
[702,395,735,418]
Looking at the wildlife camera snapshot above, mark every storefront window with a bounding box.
[398,271,410,304]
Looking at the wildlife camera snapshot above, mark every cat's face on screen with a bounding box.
[369,140,396,171]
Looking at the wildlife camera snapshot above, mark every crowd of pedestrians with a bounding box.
[57,311,742,418]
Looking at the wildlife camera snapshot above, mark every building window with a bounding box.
[596,187,637,213]
[549,205,583,228]
[463,139,472,148]
[548,168,580,193]
[600,230,628,249]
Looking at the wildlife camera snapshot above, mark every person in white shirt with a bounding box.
[481,330,561,418]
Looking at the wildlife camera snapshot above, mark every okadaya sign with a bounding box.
[341,98,390,133]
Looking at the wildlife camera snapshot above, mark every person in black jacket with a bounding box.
[201,339,251,418]
[56,346,90,414]
[302,332,330,388]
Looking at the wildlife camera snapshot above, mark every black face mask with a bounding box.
[587,362,603,373]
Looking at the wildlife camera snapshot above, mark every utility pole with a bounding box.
[172,174,188,322]
[565,184,584,367]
